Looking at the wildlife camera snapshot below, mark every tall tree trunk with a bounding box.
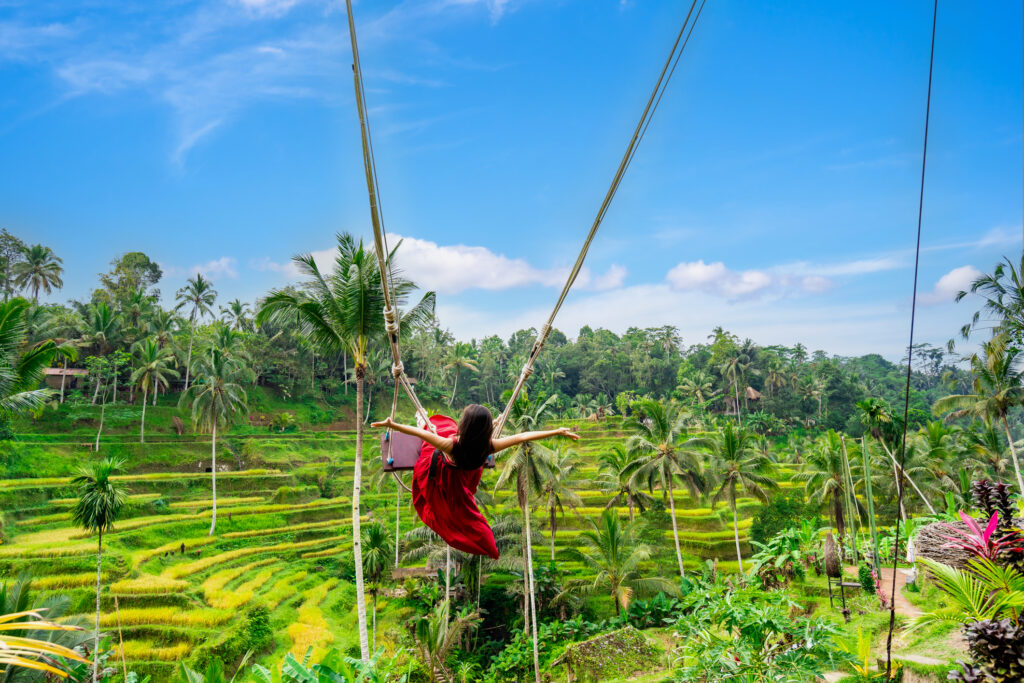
[371,592,377,652]
[153,383,158,406]
[112,374,118,406]
[352,368,370,662]
[667,477,685,579]
[1001,416,1024,493]
[449,370,458,408]
[732,500,744,573]
[550,506,556,561]
[344,353,348,395]
[522,497,541,683]
[184,319,195,391]
[60,358,67,403]
[140,387,147,444]
[395,483,401,568]
[95,400,106,452]
[878,440,935,515]
[92,377,101,404]
[209,421,218,535]
[93,530,102,683]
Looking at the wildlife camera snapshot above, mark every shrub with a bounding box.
[950,618,1024,682]
[245,605,273,652]
[750,493,818,545]
[858,564,874,594]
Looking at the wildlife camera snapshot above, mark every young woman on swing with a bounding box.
[372,405,578,560]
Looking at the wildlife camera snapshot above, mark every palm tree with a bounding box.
[179,348,247,535]
[362,522,391,651]
[12,245,63,303]
[795,431,850,539]
[175,274,218,391]
[954,255,1024,345]
[706,422,777,573]
[219,299,251,331]
[538,446,582,560]
[934,334,1024,492]
[130,338,178,444]
[495,393,558,683]
[413,601,480,682]
[624,399,707,580]
[71,456,128,683]
[257,232,434,663]
[570,509,676,615]
[962,419,1009,478]
[443,341,478,408]
[0,300,56,423]
[0,608,88,679]
[82,302,122,360]
[677,369,718,408]
[857,397,936,517]
[597,444,653,522]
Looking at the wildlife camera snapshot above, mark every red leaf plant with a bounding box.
[940,511,1024,561]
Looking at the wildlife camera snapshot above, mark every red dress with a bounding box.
[411,415,499,559]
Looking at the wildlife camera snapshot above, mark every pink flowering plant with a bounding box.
[940,511,1024,561]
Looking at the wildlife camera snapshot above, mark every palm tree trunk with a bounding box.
[112,373,118,406]
[445,545,451,605]
[395,483,401,568]
[153,384,158,406]
[60,358,67,403]
[209,421,217,535]
[93,530,102,683]
[352,368,370,663]
[449,370,458,408]
[731,500,744,574]
[184,319,195,391]
[371,592,377,652]
[522,499,541,683]
[140,387,147,444]
[666,477,685,579]
[1001,416,1024,493]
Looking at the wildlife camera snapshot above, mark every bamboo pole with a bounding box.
[861,437,881,574]
[840,436,859,563]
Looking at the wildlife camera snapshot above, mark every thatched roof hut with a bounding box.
[915,517,1024,569]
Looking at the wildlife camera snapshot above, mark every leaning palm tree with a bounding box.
[569,509,676,615]
[361,522,391,651]
[538,445,582,560]
[624,399,708,580]
[857,397,936,517]
[934,334,1024,493]
[706,422,777,573]
[597,444,653,522]
[179,348,247,535]
[12,245,63,303]
[71,456,128,683]
[495,392,558,683]
[443,341,478,408]
[130,338,178,444]
[256,232,434,663]
[174,274,218,391]
[219,299,251,331]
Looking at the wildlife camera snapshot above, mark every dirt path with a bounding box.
[844,565,920,616]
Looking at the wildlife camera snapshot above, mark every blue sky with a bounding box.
[1,0,1021,358]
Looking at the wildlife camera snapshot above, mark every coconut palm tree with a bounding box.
[495,393,558,683]
[624,399,708,580]
[257,232,434,663]
[934,334,1024,493]
[706,422,777,573]
[443,341,478,408]
[362,522,391,651]
[597,444,653,522]
[676,369,719,408]
[856,397,936,516]
[175,274,218,391]
[82,302,122,361]
[0,300,56,427]
[954,255,1024,345]
[179,348,247,535]
[569,509,676,615]
[12,245,63,303]
[71,456,128,683]
[130,338,178,444]
[219,299,251,331]
[795,431,850,538]
[962,419,1009,479]
[0,608,88,679]
[413,601,480,682]
[538,445,582,560]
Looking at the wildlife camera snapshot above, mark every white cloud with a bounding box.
[783,256,905,277]
[666,260,820,299]
[192,257,239,279]
[919,265,982,305]
[57,60,151,95]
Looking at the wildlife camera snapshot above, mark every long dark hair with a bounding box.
[450,404,493,469]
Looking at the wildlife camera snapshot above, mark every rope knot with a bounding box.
[391,361,404,378]
[383,306,400,334]
[521,364,534,380]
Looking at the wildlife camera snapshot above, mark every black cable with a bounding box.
[886,0,938,676]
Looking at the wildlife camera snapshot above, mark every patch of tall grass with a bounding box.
[95,606,232,627]
[119,640,190,661]
[110,575,190,595]
[288,579,338,658]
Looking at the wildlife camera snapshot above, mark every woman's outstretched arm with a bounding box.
[491,427,579,454]
[371,417,454,454]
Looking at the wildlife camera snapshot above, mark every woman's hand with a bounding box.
[556,427,580,441]
[371,417,397,430]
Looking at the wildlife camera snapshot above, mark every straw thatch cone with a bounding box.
[824,531,841,578]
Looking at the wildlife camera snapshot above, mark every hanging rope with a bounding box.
[886,0,938,676]
[493,0,706,436]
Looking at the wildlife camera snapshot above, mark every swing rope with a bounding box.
[344,0,706,442]
[885,0,937,677]
[492,0,706,436]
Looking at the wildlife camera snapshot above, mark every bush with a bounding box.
[750,493,818,545]
[858,564,875,594]
[245,605,273,652]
